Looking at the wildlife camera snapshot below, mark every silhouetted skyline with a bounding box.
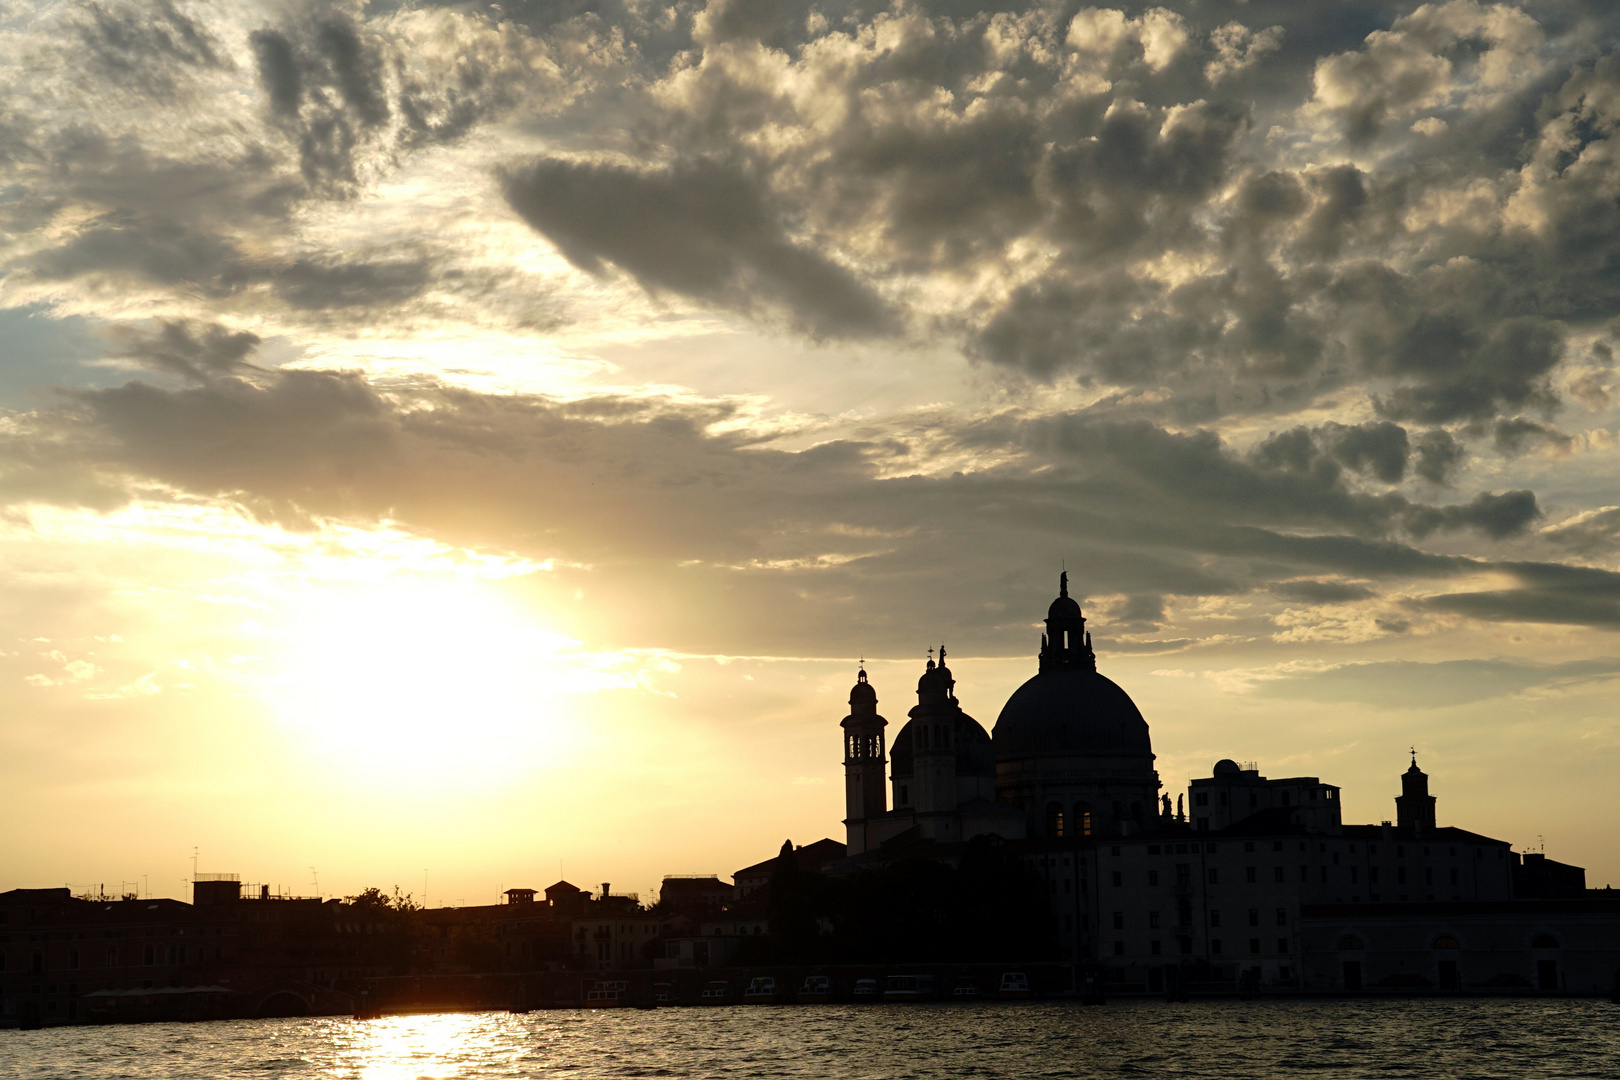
[2,0,1620,905]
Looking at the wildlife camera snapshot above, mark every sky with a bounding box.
[2,0,1619,904]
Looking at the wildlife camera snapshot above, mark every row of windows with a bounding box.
[1115,938,1290,957]
[1337,933,1561,951]
[1122,841,1495,859]
[0,945,226,971]
[1114,908,1288,930]
[1108,865,1464,888]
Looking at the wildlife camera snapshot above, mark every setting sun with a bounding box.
[264,577,583,785]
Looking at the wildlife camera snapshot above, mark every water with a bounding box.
[3,1000,1617,1080]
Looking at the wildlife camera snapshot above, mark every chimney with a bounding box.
[601,882,610,898]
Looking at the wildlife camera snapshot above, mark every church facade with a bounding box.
[835,574,1599,993]
[841,572,1160,855]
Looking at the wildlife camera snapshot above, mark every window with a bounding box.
[1244,841,1255,853]
[1211,939,1223,954]
[1369,868,1379,884]
[1350,868,1359,884]
[1273,867,1284,883]
[1209,910,1221,928]
[899,785,908,805]
[106,948,117,967]
[68,948,79,970]
[1075,803,1093,836]
[1112,911,1124,930]
[1434,935,1461,950]
[1245,867,1257,883]
[1275,908,1287,926]
[1397,867,1407,885]
[1195,792,1208,806]
[1249,938,1261,955]
[143,945,155,966]
[1114,941,1124,956]
[1424,868,1434,886]
[1320,867,1328,884]
[1150,940,1161,956]
[1179,937,1193,955]
[1149,911,1160,929]
[1337,936,1364,950]
[1248,909,1259,927]
[1148,870,1159,886]
[1299,866,1309,883]
[1278,938,1290,954]
[1208,868,1219,885]
[1111,871,1123,887]
[1532,934,1559,949]
[1449,868,1459,886]
[1047,803,1066,838]
[1176,864,1191,887]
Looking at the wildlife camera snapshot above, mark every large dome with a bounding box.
[993,668,1152,759]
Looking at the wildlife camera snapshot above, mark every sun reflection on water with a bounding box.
[332,1013,528,1080]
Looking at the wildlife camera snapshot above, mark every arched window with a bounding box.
[1433,935,1461,950]
[1046,802,1065,838]
[1074,802,1092,837]
[1337,936,1364,951]
[1531,934,1559,949]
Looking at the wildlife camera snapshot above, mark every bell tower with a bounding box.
[910,649,962,841]
[1395,750,1437,835]
[841,668,887,856]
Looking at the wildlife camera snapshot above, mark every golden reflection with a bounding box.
[336,1012,526,1080]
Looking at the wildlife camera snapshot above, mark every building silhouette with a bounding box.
[832,573,1617,994]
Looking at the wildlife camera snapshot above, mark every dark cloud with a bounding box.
[1405,490,1542,541]
[1271,579,1377,604]
[1319,420,1408,484]
[71,0,227,100]
[1418,560,1620,630]
[1256,657,1620,708]
[1413,428,1464,485]
[1494,415,1573,455]
[502,157,895,338]
[103,320,261,383]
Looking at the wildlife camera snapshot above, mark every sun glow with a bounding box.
[265,576,585,786]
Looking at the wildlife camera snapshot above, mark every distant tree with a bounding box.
[341,886,425,972]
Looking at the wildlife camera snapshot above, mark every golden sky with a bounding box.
[2,0,1619,901]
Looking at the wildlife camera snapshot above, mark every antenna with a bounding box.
[310,867,319,898]
[191,846,198,883]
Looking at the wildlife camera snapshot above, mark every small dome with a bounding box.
[993,668,1151,759]
[1047,594,1083,621]
[916,660,947,695]
[890,711,995,779]
[849,669,876,704]
[1213,758,1242,776]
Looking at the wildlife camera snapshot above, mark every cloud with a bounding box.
[69,0,228,101]
[502,157,896,338]
[1541,506,1620,553]
[103,320,262,383]
[1255,656,1620,708]
[1271,579,1379,604]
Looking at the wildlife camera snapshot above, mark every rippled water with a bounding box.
[4,1000,1618,1080]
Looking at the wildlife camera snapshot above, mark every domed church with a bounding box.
[841,573,1162,855]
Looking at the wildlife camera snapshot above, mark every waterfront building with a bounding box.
[830,573,1602,993]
